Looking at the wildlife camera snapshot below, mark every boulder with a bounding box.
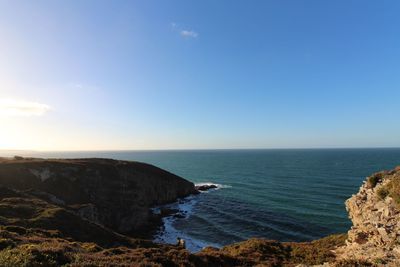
[195,184,218,191]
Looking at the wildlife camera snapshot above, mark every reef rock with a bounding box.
[195,184,218,191]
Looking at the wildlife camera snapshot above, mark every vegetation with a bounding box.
[0,186,348,266]
[367,172,386,188]
[0,187,142,248]
[0,226,348,267]
[287,233,347,265]
[372,169,400,207]
[377,187,389,200]
[195,234,348,266]
[380,174,400,206]
[333,259,375,266]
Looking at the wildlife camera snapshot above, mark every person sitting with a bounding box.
[176,237,186,248]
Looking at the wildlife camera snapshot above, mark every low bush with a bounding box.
[377,187,389,200]
[386,176,400,207]
[334,258,374,266]
[368,172,385,188]
[0,238,16,250]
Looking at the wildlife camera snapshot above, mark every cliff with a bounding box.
[0,157,196,236]
[334,166,400,266]
[0,157,398,266]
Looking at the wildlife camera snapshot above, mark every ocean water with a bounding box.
[7,148,400,251]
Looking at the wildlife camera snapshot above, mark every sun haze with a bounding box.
[1,1,399,151]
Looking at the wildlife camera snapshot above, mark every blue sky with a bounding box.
[0,1,399,150]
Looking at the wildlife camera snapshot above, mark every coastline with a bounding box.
[0,156,398,265]
[152,182,229,252]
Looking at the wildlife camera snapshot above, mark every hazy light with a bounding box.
[0,98,50,117]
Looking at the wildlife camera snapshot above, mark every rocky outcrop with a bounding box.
[335,166,400,266]
[195,184,218,191]
[0,186,139,248]
[0,157,197,236]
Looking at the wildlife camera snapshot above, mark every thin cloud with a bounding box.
[0,98,50,117]
[73,83,83,88]
[171,22,199,39]
[180,30,198,38]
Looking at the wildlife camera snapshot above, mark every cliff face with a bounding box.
[0,186,142,248]
[335,167,400,266]
[0,158,196,235]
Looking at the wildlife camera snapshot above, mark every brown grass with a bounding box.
[374,168,400,207]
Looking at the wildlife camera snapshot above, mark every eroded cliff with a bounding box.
[335,167,400,266]
[0,157,196,235]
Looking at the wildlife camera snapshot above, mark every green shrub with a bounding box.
[387,177,400,207]
[368,173,384,188]
[374,258,386,264]
[377,187,389,200]
[0,248,32,267]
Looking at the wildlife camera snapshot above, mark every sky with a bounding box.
[0,0,399,151]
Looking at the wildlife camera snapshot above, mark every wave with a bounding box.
[152,182,231,252]
[153,194,221,252]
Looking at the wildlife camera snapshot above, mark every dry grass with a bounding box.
[374,167,400,207]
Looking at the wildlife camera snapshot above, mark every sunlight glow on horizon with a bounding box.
[0,1,399,151]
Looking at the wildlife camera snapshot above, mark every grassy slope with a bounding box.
[0,186,349,266]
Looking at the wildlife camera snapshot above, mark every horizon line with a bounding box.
[1,146,400,153]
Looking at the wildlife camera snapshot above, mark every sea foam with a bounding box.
[153,182,231,252]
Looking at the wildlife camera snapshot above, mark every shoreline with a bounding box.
[0,156,398,265]
[152,182,228,252]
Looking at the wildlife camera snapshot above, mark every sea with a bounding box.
[3,148,400,252]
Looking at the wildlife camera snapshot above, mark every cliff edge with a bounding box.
[0,157,196,236]
[335,166,400,266]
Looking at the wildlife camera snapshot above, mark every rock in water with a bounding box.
[0,157,197,235]
[195,184,218,191]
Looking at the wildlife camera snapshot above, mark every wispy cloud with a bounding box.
[72,83,83,88]
[171,22,199,39]
[0,98,50,117]
[180,30,198,38]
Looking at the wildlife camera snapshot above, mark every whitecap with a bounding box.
[154,214,221,252]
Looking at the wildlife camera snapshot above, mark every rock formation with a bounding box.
[335,167,400,266]
[0,157,197,235]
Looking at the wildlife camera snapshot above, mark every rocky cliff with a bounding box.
[0,157,398,266]
[0,157,197,235]
[335,166,400,266]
